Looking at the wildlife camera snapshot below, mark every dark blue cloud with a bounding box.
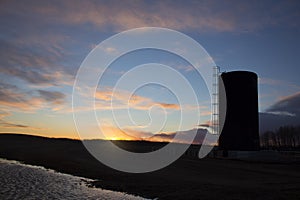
[266,92,300,115]
[260,92,300,132]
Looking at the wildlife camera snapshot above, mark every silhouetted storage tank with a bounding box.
[219,71,260,151]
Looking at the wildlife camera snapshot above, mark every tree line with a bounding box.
[260,125,300,149]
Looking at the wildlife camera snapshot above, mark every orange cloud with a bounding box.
[95,89,180,111]
[157,103,180,110]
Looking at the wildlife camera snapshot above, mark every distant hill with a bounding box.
[149,128,208,144]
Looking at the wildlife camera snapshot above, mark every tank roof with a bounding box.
[221,71,258,78]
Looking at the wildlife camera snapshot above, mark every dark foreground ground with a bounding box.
[0,133,299,200]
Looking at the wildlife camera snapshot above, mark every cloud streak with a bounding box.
[0,38,74,87]
[1,0,299,34]
[259,77,300,90]
[95,89,180,111]
[38,90,66,105]
[0,82,66,112]
[0,111,41,130]
[0,121,41,130]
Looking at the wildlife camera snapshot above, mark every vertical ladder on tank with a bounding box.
[212,66,220,135]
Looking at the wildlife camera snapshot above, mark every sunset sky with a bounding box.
[0,0,299,141]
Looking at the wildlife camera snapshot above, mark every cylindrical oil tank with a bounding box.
[219,71,260,151]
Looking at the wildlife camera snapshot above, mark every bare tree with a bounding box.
[260,125,300,149]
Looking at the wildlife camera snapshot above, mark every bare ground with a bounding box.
[0,133,299,200]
